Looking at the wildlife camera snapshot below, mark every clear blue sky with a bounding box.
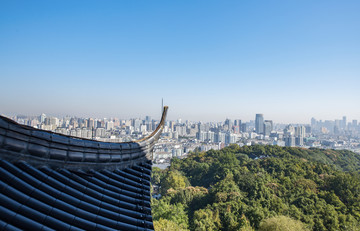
[1,0,359,123]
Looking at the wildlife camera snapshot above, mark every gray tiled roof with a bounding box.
[0,107,168,230]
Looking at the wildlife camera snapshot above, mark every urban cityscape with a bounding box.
[6,112,360,166]
[1,1,360,230]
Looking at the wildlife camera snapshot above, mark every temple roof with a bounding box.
[0,106,168,230]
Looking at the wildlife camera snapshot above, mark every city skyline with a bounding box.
[5,109,360,157]
[1,1,359,123]
[4,111,359,127]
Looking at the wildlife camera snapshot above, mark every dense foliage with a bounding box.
[151,145,360,231]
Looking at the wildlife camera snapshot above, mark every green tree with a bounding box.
[193,208,221,231]
[161,170,189,195]
[154,218,188,231]
[151,167,165,185]
[212,173,243,203]
[258,216,308,231]
[169,186,208,207]
[152,198,189,229]
[152,145,360,231]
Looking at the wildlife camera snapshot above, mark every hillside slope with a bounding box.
[152,145,360,231]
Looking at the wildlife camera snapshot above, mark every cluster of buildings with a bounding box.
[6,113,360,165]
[311,116,359,135]
[14,113,159,143]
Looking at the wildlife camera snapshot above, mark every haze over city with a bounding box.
[1,2,360,230]
[1,1,359,123]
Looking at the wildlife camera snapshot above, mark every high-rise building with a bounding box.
[295,126,305,137]
[284,124,295,135]
[225,133,237,144]
[113,118,120,127]
[241,123,247,132]
[285,136,295,147]
[106,121,114,130]
[295,137,303,146]
[207,131,215,143]
[44,117,50,126]
[40,113,46,124]
[87,118,95,129]
[170,121,175,131]
[311,117,316,127]
[352,120,358,127]
[263,120,273,136]
[342,116,347,130]
[295,125,305,146]
[97,120,105,128]
[255,114,264,134]
[334,120,341,134]
[134,118,141,131]
[215,132,226,143]
[234,119,241,133]
[152,121,158,131]
[224,119,232,131]
[283,124,295,147]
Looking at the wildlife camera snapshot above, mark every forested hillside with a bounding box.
[151,145,360,231]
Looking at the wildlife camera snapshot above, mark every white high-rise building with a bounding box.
[106,121,114,130]
[40,113,46,124]
[295,125,306,146]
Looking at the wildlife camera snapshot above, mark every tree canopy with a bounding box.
[151,145,360,230]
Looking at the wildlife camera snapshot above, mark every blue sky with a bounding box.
[0,0,359,123]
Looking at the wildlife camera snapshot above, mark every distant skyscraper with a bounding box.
[224,119,232,131]
[285,136,295,147]
[295,126,306,138]
[134,118,141,131]
[97,120,105,128]
[284,124,295,135]
[234,119,241,133]
[311,117,316,126]
[342,116,347,130]
[263,120,273,136]
[207,131,215,143]
[215,132,226,143]
[335,120,341,133]
[40,113,46,124]
[196,131,206,142]
[311,117,317,131]
[234,119,241,127]
[255,114,264,134]
[295,137,303,146]
[240,123,247,132]
[198,122,205,132]
[352,120,358,130]
[87,118,94,129]
[283,124,295,147]
[44,117,50,126]
[170,121,175,131]
[225,133,236,144]
[106,121,114,130]
[295,125,305,146]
